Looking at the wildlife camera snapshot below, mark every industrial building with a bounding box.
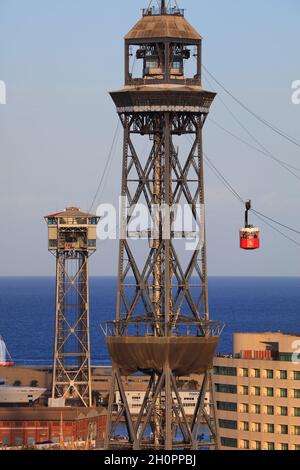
[214,333,300,451]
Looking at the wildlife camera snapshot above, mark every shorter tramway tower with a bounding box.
[45,207,99,407]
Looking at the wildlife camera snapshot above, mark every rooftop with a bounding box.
[0,407,105,422]
[45,207,97,219]
[125,12,201,41]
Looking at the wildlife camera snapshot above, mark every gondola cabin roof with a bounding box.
[240,227,260,232]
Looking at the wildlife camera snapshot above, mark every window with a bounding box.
[279,353,293,362]
[294,390,300,399]
[221,437,237,448]
[145,59,159,69]
[240,403,249,413]
[280,370,288,380]
[267,387,274,397]
[241,386,249,396]
[214,366,237,377]
[254,369,261,378]
[219,419,237,430]
[267,442,275,451]
[280,388,288,398]
[215,384,237,394]
[254,441,261,450]
[295,445,300,451]
[280,406,288,416]
[27,437,35,446]
[242,368,249,377]
[172,60,183,70]
[253,423,261,433]
[253,386,261,396]
[241,422,249,431]
[294,426,300,436]
[266,405,274,415]
[217,401,237,412]
[254,404,261,414]
[266,369,274,379]
[281,444,289,451]
[267,424,274,434]
[2,436,9,446]
[294,407,300,417]
[241,440,250,450]
[280,425,288,435]
[294,372,300,380]
[15,436,23,446]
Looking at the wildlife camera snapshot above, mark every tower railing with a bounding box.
[127,76,201,87]
[104,319,224,338]
[142,7,185,17]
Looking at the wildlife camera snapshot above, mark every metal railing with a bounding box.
[142,7,185,17]
[127,77,200,87]
[103,319,224,338]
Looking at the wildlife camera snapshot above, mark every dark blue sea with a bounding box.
[0,277,299,366]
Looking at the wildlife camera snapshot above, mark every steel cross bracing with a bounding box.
[52,250,92,407]
[116,111,209,328]
[105,366,219,450]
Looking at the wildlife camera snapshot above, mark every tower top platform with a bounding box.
[45,207,97,220]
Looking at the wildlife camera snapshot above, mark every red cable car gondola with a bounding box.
[240,201,260,250]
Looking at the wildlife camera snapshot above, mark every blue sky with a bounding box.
[0,0,299,276]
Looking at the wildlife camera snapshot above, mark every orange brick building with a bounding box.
[0,408,106,448]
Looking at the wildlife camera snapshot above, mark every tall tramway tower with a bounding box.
[104,1,223,450]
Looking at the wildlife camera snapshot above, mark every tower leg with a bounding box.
[52,252,92,407]
[165,364,173,450]
[105,366,138,450]
[105,365,218,450]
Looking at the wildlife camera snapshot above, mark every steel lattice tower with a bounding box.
[45,207,99,407]
[105,1,223,450]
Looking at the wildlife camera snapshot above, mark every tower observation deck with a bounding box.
[105,1,223,450]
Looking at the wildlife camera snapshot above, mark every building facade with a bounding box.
[115,390,210,417]
[0,408,106,449]
[214,333,300,451]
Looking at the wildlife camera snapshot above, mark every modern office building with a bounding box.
[214,333,300,451]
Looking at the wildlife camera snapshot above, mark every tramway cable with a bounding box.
[203,65,300,148]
